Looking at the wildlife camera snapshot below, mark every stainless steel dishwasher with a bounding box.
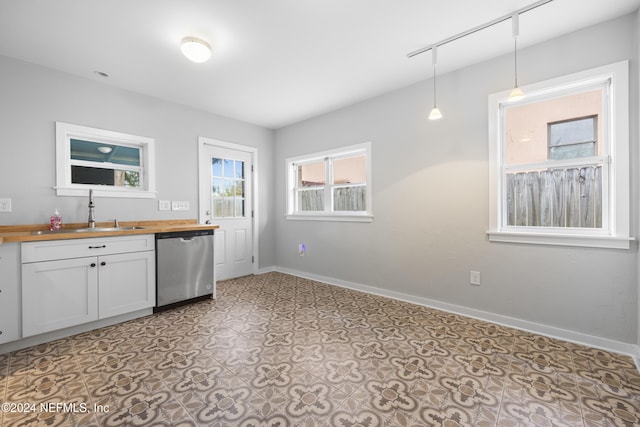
[154,229,214,312]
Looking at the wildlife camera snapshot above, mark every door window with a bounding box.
[211,157,245,218]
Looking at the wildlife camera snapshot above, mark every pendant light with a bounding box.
[408,0,553,105]
[508,13,524,101]
[428,46,443,120]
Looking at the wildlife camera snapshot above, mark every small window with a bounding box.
[55,122,156,198]
[286,142,372,221]
[548,116,597,160]
[488,61,630,249]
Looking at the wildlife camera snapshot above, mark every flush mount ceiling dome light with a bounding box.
[181,36,212,63]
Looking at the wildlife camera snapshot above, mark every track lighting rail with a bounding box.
[406,0,553,59]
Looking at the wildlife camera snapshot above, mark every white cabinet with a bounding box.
[0,243,21,344]
[98,251,155,319]
[22,235,155,338]
[22,257,99,336]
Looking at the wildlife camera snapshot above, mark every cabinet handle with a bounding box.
[89,245,106,249]
[90,263,97,267]
[100,261,106,266]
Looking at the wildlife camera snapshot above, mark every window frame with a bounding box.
[286,142,373,222]
[487,61,630,249]
[55,122,156,198]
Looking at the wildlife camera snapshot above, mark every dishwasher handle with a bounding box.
[155,229,214,240]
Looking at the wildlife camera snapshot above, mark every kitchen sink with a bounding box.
[32,226,147,235]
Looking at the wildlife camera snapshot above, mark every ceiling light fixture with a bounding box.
[428,46,442,121]
[508,13,524,101]
[181,36,212,63]
[97,146,113,154]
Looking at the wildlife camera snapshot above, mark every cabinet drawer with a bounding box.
[22,234,155,263]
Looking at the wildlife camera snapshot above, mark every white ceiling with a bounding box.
[0,0,638,129]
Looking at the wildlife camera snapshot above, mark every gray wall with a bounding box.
[274,14,639,344]
[0,56,276,268]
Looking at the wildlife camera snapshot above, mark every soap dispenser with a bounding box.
[50,209,62,231]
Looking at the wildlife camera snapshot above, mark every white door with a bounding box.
[199,141,254,280]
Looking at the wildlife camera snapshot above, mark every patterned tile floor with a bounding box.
[1,272,640,426]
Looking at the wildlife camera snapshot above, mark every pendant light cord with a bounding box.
[512,12,520,89]
[432,46,438,107]
[433,64,437,107]
[513,37,518,88]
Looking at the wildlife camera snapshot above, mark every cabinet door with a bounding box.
[0,243,21,344]
[98,251,155,319]
[22,257,99,337]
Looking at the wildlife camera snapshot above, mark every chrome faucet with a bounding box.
[88,189,96,228]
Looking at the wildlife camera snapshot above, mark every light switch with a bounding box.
[470,270,481,286]
[0,198,11,213]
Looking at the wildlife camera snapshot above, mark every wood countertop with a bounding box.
[0,220,219,244]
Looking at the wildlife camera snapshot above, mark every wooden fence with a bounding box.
[505,165,602,228]
[299,186,366,212]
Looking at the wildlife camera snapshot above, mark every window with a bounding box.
[55,122,156,198]
[548,116,597,160]
[286,142,372,221]
[488,61,630,249]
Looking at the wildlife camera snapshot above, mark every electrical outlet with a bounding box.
[298,243,306,256]
[0,198,11,213]
[171,201,190,211]
[470,270,481,286]
[158,200,171,211]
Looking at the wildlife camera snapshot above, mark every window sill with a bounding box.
[55,187,156,199]
[286,214,373,223]
[487,230,634,250]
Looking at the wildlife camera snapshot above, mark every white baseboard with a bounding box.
[257,266,278,274]
[271,266,640,367]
